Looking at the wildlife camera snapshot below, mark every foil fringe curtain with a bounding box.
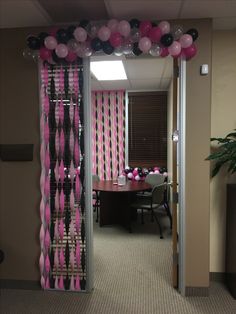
[39,60,86,291]
[92,90,126,180]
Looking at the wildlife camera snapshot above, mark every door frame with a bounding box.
[83,57,187,294]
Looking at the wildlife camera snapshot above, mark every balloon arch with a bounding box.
[24,18,198,64]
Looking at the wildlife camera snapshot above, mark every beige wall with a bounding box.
[0,28,41,280]
[210,30,236,272]
[167,79,173,186]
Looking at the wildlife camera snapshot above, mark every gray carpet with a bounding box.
[1,215,236,314]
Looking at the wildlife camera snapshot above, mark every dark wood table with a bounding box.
[93,180,151,231]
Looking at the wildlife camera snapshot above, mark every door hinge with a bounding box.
[173,192,179,204]
[173,252,179,264]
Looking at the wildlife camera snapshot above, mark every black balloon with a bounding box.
[160,33,173,47]
[139,172,143,177]
[129,18,140,29]
[186,28,198,41]
[133,42,142,56]
[27,36,40,50]
[91,38,103,51]
[56,28,69,44]
[102,41,114,55]
[38,32,48,46]
[79,19,89,29]
[151,22,157,27]
[67,25,76,39]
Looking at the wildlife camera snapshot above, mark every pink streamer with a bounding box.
[69,65,73,92]
[45,203,51,226]
[44,175,50,200]
[70,190,75,212]
[70,248,75,271]
[40,198,45,223]
[60,129,65,158]
[59,191,65,214]
[39,251,44,274]
[59,98,64,126]
[54,275,59,289]
[69,160,75,183]
[70,274,75,291]
[54,246,59,270]
[45,254,50,274]
[69,129,74,156]
[69,98,74,124]
[59,247,65,270]
[74,105,79,132]
[40,172,45,197]
[59,67,64,93]
[75,174,80,201]
[74,139,80,168]
[55,100,59,126]
[40,276,45,289]
[40,142,45,165]
[59,160,65,183]
[69,219,75,240]
[44,94,50,116]
[44,228,50,252]
[45,276,50,289]
[43,64,48,86]
[75,274,81,291]
[55,188,59,212]
[73,67,79,98]
[44,147,50,174]
[54,218,59,242]
[59,274,64,290]
[40,224,45,250]
[75,208,80,234]
[75,241,80,268]
[54,160,59,184]
[59,218,64,241]
[44,122,49,145]
[55,129,60,158]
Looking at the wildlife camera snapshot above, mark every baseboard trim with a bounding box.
[210,272,226,283]
[185,286,209,297]
[0,279,41,290]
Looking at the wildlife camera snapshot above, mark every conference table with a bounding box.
[93,180,151,232]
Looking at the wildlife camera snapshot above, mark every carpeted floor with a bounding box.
[1,214,236,314]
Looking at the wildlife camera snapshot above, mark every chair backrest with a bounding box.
[152,183,166,204]
[92,174,100,182]
[145,173,165,187]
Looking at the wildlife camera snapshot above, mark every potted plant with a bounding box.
[206,129,236,299]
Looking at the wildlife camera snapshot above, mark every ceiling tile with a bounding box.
[213,17,236,30]
[105,0,182,20]
[125,58,166,80]
[181,1,236,19]
[38,0,108,23]
[0,0,52,28]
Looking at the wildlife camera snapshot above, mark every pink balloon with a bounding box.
[160,46,169,57]
[132,169,138,176]
[70,274,75,290]
[109,32,123,48]
[118,20,131,38]
[98,26,111,41]
[138,37,152,53]
[65,51,77,62]
[74,27,87,42]
[59,274,64,290]
[158,21,170,35]
[168,41,181,56]
[39,47,52,61]
[179,34,193,48]
[183,43,197,59]
[44,36,57,50]
[107,19,119,32]
[149,26,162,43]
[55,44,68,58]
[139,21,152,37]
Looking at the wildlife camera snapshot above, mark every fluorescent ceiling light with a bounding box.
[90,60,127,81]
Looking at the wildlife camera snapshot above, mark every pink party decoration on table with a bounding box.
[98,26,111,41]
[70,275,75,291]
[70,248,75,271]
[55,188,59,212]
[54,275,59,289]
[59,218,64,241]
[59,274,64,290]
[139,21,152,36]
[59,129,65,158]
[59,160,65,183]
[44,147,50,174]
[54,246,59,270]
[118,20,131,38]
[70,190,75,211]
[75,174,80,201]
[109,32,122,48]
[158,21,170,35]
[54,218,59,242]
[54,160,59,183]
[179,34,193,48]
[149,26,162,43]
[59,191,65,214]
[44,175,50,200]
[44,228,51,251]
[45,254,51,274]
[44,36,57,50]
[69,129,74,156]
[40,47,51,61]
[59,98,64,125]
[40,224,45,250]
[56,44,68,58]
[39,251,44,274]
[75,274,81,291]
[44,122,49,145]
[59,247,65,270]
[107,19,119,32]
[43,94,50,116]
[45,203,51,226]
[69,160,75,182]
[40,276,45,289]
[74,27,87,42]
[74,105,79,132]
[55,129,60,157]
[40,198,45,223]
[74,139,80,168]
[69,219,75,240]
[75,209,80,234]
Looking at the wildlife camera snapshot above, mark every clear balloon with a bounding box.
[130,28,141,43]
[114,47,123,56]
[67,39,79,52]
[149,44,162,57]
[32,50,40,62]
[171,25,184,40]
[121,41,133,55]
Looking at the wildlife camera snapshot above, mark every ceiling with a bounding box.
[0,0,235,91]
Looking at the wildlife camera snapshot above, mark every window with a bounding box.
[128,92,167,168]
